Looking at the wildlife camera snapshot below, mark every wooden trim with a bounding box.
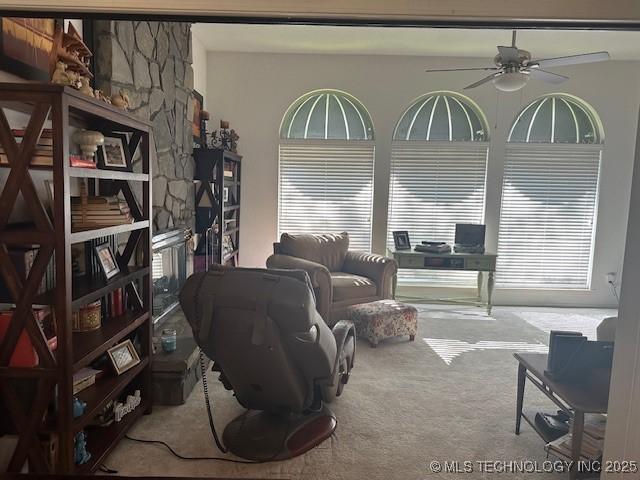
[1,1,640,25]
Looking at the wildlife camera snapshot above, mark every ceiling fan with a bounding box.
[425,31,610,92]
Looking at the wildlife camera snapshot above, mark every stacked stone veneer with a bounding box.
[93,21,195,230]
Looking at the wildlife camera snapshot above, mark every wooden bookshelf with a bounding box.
[193,148,241,269]
[0,83,153,474]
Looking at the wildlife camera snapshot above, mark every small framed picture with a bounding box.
[107,339,140,375]
[223,187,229,203]
[392,231,411,250]
[97,133,131,171]
[43,179,54,215]
[94,243,120,280]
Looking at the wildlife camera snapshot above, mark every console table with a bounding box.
[514,353,610,480]
[391,250,497,314]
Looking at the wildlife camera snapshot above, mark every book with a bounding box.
[72,367,101,394]
[12,128,53,138]
[69,155,97,168]
[415,244,451,254]
[0,154,53,166]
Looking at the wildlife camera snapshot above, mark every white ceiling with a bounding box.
[192,24,640,60]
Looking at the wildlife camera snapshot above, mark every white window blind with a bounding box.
[278,142,375,251]
[387,143,488,285]
[497,145,601,289]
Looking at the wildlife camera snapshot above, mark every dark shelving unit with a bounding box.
[0,83,153,474]
[192,148,241,270]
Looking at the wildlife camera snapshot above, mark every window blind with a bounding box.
[497,145,601,289]
[387,143,488,285]
[278,142,375,251]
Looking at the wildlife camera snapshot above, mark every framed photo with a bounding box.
[107,339,140,375]
[43,179,54,213]
[94,243,120,280]
[392,230,411,250]
[97,134,131,171]
[192,90,205,145]
[0,18,60,81]
[223,187,229,203]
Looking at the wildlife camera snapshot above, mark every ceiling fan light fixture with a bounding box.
[493,71,529,92]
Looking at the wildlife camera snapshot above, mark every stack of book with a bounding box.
[545,414,606,461]
[414,241,452,254]
[71,196,133,231]
[0,128,53,167]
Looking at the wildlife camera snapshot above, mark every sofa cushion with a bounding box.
[279,232,349,272]
[331,272,377,302]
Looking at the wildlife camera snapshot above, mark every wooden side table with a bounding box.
[514,353,610,479]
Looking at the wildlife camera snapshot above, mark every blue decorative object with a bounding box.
[74,431,91,465]
[161,328,177,353]
[73,397,87,418]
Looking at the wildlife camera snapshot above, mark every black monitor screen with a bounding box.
[455,224,486,246]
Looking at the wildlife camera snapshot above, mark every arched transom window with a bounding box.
[498,94,604,289]
[281,90,374,140]
[388,92,490,286]
[278,90,375,251]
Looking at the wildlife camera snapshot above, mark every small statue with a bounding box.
[78,77,94,97]
[111,89,130,110]
[94,90,112,104]
[74,431,91,465]
[73,397,87,418]
[51,61,76,87]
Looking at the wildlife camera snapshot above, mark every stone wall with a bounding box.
[93,21,195,230]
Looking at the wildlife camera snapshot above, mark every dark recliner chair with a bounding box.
[179,266,356,461]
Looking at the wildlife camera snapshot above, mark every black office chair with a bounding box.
[179,266,356,461]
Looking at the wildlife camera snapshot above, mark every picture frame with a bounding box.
[191,90,205,145]
[107,339,140,375]
[94,243,120,280]
[0,18,61,81]
[392,230,411,250]
[96,133,132,171]
[223,187,229,203]
[43,179,54,214]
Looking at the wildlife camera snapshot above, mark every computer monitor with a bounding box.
[454,223,486,246]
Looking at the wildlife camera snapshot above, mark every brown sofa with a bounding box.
[266,232,398,325]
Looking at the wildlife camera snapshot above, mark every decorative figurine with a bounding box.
[210,119,240,153]
[111,90,131,110]
[94,90,112,104]
[78,76,94,97]
[73,397,87,418]
[74,431,91,465]
[114,390,142,422]
[51,61,76,87]
[72,129,104,160]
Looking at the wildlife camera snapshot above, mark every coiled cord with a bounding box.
[200,349,227,453]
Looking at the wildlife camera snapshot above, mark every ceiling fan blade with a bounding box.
[425,67,499,72]
[532,51,610,69]
[463,73,499,90]
[526,68,569,84]
[497,46,521,64]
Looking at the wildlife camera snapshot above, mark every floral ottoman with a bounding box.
[344,300,418,347]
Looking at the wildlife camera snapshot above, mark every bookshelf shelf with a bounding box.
[68,167,149,182]
[72,266,149,308]
[76,399,150,474]
[73,357,150,433]
[72,311,150,371]
[0,83,153,474]
[70,220,150,244]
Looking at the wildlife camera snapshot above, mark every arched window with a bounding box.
[278,90,375,250]
[497,94,604,289]
[387,92,490,285]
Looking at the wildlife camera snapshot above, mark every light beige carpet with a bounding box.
[105,304,615,479]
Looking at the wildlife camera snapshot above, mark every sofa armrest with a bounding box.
[343,251,398,298]
[266,253,332,321]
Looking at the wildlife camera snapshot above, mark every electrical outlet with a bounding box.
[606,272,617,284]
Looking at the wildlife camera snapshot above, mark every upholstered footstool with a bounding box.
[344,300,418,347]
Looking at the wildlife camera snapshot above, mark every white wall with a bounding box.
[205,51,640,307]
[191,31,208,105]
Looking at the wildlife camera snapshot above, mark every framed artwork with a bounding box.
[107,339,140,375]
[94,243,120,280]
[192,90,204,145]
[0,18,59,81]
[97,133,131,171]
[392,231,411,251]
